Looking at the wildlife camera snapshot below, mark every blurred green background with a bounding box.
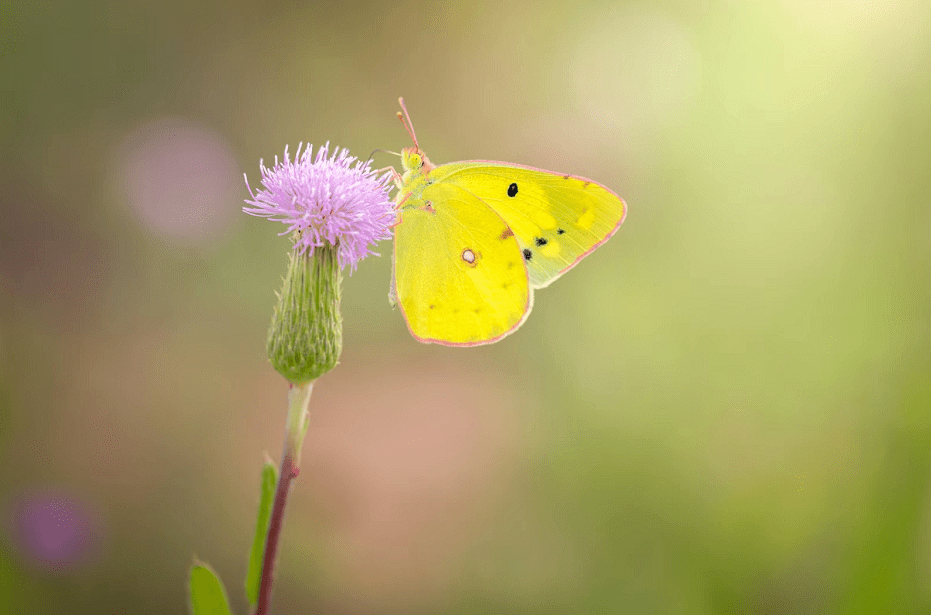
[2,1,930,613]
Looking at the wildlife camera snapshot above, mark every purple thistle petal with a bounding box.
[244,143,396,271]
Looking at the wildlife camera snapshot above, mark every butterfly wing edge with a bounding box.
[437,160,628,289]
[391,213,537,347]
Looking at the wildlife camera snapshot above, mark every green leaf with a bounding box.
[245,458,278,605]
[189,563,232,615]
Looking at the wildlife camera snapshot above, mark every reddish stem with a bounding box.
[254,452,300,615]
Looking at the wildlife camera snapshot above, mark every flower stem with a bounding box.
[255,381,314,615]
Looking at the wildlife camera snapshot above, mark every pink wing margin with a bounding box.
[391,180,536,347]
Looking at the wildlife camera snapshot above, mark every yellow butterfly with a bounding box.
[390,99,627,346]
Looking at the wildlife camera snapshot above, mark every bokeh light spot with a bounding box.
[572,7,699,137]
[6,489,102,572]
[113,117,239,242]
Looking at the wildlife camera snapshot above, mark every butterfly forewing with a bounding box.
[429,163,627,289]
[393,182,532,346]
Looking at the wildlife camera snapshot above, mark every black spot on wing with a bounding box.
[534,237,547,246]
[507,183,518,197]
[522,249,532,261]
[557,228,566,235]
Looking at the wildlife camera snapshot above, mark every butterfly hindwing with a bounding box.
[429,162,627,289]
[393,182,532,346]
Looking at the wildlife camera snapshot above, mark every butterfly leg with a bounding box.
[389,167,404,191]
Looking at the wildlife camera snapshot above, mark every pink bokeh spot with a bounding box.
[115,117,239,241]
[7,489,101,572]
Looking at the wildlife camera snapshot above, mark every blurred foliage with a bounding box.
[2,1,930,614]
[189,564,232,615]
[245,459,277,607]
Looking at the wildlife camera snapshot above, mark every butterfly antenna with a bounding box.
[365,148,401,165]
[397,97,420,151]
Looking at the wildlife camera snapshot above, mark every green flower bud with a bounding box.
[267,242,342,384]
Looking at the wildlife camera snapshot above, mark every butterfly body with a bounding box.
[392,102,626,346]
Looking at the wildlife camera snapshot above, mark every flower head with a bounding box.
[244,143,395,271]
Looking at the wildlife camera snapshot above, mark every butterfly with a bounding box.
[390,98,627,346]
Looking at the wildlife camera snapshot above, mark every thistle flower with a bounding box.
[244,142,395,272]
[244,143,395,384]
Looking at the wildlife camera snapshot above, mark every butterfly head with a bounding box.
[401,147,434,174]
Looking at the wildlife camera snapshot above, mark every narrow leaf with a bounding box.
[246,458,278,605]
[189,563,232,615]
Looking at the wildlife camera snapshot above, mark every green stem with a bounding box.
[254,380,313,615]
[285,381,314,463]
